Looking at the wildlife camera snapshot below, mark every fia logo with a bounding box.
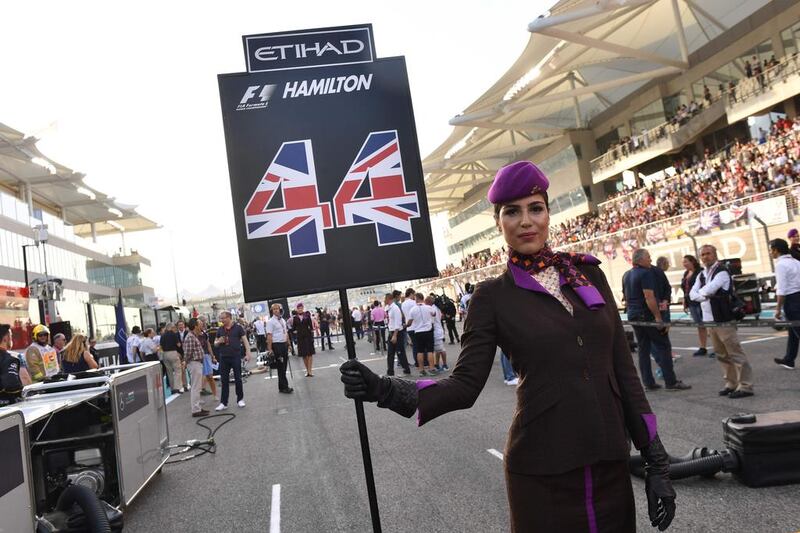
[237,85,276,111]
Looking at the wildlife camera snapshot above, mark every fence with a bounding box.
[728,53,800,108]
[417,182,800,300]
[590,52,800,176]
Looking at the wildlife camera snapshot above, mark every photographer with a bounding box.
[689,244,754,398]
[440,294,460,344]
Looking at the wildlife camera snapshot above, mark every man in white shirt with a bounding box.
[401,288,418,364]
[266,304,293,394]
[771,238,800,369]
[407,293,436,376]
[352,307,363,340]
[254,315,267,353]
[690,244,754,398]
[426,295,449,372]
[384,293,410,376]
[125,326,142,364]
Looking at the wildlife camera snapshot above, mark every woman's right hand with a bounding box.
[340,360,386,402]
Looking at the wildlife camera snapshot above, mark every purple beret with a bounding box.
[789,229,799,238]
[487,161,549,205]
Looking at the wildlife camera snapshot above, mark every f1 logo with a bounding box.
[240,84,276,105]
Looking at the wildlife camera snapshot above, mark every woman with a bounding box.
[61,334,99,373]
[341,161,676,532]
[294,303,317,377]
[139,328,159,362]
[681,255,710,357]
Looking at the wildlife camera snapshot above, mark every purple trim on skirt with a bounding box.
[584,465,599,533]
[642,413,658,443]
[416,379,437,426]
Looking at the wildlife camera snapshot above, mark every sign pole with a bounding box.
[339,288,382,533]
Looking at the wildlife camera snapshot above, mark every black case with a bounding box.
[723,410,800,487]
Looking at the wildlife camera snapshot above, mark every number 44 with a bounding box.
[243,130,420,258]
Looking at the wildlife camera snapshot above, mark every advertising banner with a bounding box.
[219,26,437,302]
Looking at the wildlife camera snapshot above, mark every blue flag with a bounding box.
[115,290,128,364]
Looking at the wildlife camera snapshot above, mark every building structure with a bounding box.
[0,121,159,346]
[424,0,800,284]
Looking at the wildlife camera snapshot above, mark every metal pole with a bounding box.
[42,242,51,324]
[22,245,30,288]
[686,232,699,258]
[87,303,95,340]
[339,288,382,533]
[752,215,773,272]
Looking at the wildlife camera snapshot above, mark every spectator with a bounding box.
[160,323,184,395]
[690,245,754,398]
[293,303,316,378]
[183,318,210,417]
[214,310,251,409]
[681,255,710,357]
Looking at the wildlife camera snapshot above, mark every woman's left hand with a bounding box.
[641,435,676,530]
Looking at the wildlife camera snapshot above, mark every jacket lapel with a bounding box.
[508,263,551,295]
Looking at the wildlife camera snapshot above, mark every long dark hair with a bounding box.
[683,254,701,272]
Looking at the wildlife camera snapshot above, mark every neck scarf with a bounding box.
[509,246,605,310]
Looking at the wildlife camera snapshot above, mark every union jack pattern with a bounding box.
[243,140,333,257]
[333,130,420,246]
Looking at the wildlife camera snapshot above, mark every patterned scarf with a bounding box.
[509,246,605,309]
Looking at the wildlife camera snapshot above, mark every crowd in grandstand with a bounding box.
[438,248,505,277]
[594,51,799,173]
[437,116,800,278]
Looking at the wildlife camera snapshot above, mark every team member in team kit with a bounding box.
[385,292,410,376]
[342,161,675,532]
[1,324,27,406]
[254,315,267,353]
[266,303,293,394]
[406,293,436,375]
[401,288,417,365]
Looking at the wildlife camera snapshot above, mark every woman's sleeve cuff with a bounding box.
[641,413,658,443]
[415,379,438,426]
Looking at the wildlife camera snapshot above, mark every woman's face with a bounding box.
[496,193,550,255]
[682,258,692,271]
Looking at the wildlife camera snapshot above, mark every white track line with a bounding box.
[741,336,784,345]
[672,336,784,351]
[487,448,504,460]
[165,393,179,405]
[270,484,281,533]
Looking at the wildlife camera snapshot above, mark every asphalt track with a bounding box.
[124,326,800,533]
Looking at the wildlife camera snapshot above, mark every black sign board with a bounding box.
[0,426,24,499]
[218,53,437,302]
[243,24,375,73]
[116,375,149,421]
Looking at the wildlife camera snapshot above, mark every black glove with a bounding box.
[641,435,676,531]
[340,359,389,402]
[340,360,418,417]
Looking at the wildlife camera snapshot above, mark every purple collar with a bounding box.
[508,262,605,310]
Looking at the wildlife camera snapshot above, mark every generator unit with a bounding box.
[0,362,169,532]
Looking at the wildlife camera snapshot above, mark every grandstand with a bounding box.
[421,0,800,301]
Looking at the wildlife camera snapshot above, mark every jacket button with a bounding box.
[583,369,590,381]
[577,335,584,346]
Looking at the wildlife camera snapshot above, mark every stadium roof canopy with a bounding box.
[0,122,159,237]
[423,0,771,213]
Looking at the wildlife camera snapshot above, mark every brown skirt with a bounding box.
[505,460,636,533]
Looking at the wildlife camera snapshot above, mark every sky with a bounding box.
[1,1,552,300]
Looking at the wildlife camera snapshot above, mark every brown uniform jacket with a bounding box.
[417,262,654,476]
